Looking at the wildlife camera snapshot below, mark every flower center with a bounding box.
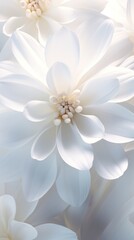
[20,0,50,18]
[49,90,83,126]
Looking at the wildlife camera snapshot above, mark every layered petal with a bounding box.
[36,224,77,240]
[45,27,80,74]
[57,123,94,170]
[9,220,37,240]
[24,101,54,122]
[74,114,104,144]
[31,126,56,161]
[11,31,46,79]
[79,76,119,105]
[76,16,114,76]
[0,74,48,111]
[56,160,90,206]
[46,62,72,95]
[93,140,128,179]
[84,103,134,143]
[3,17,27,36]
[22,153,57,201]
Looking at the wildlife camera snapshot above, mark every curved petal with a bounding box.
[36,224,77,240]
[11,31,45,79]
[79,76,119,106]
[37,17,61,45]
[76,16,114,76]
[3,17,26,36]
[0,74,48,111]
[56,159,90,206]
[28,186,67,226]
[24,101,54,122]
[84,103,134,143]
[46,6,78,23]
[0,108,38,147]
[74,114,104,144]
[9,220,37,240]
[94,140,128,179]
[31,126,56,161]
[0,0,24,21]
[0,195,16,233]
[57,123,94,170]
[45,27,80,74]
[22,153,57,201]
[46,62,72,95]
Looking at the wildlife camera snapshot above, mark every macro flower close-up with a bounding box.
[0,0,134,239]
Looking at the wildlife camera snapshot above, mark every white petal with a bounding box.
[84,103,134,143]
[28,186,67,226]
[36,224,77,240]
[46,6,78,23]
[11,31,45,79]
[31,126,56,161]
[45,27,80,74]
[0,74,48,111]
[126,0,134,26]
[56,159,90,206]
[24,101,54,122]
[37,17,61,45]
[94,140,128,179]
[0,0,24,21]
[0,195,16,233]
[57,123,94,170]
[0,108,38,147]
[4,181,38,222]
[3,17,27,36]
[79,76,119,105]
[22,153,57,201]
[46,62,72,95]
[76,16,114,76]
[9,220,37,240]
[74,114,104,144]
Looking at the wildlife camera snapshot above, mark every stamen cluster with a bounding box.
[50,90,83,126]
[20,0,49,18]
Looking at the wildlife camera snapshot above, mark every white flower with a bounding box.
[0,181,78,240]
[103,0,134,43]
[0,17,133,203]
[0,0,86,44]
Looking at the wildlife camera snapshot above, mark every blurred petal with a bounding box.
[56,160,90,206]
[94,140,128,179]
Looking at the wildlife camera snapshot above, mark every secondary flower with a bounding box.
[103,0,134,44]
[0,0,85,44]
[0,181,78,240]
[0,17,133,203]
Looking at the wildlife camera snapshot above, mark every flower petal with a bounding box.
[0,74,48,111]
[79,76,119,106]
[0,0,24,21]
[22,153,57,201]
[94,140,128,179]
[11,31,45,79]
[45,27,80,74]
[0,108,38,147]
[74,114,104,144]
[57,123,94,170]
[76,16,114,76]
[36,224,77,240]
[31,126,56,161]
[3,17,26,36]
[46,62,72,95]
[84,103,134,143]
[9,220,37,240]
[0,195,16,233]
[56,159,90,206]
[24,101,54,122]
